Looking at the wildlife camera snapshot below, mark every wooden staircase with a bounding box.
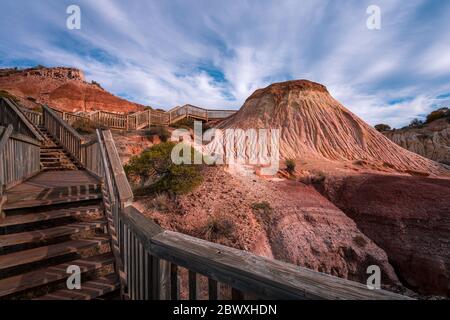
[0,171,120,300]
[37,125,78,171]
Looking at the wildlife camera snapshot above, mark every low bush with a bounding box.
[408,118,424,128]
[251,201,273,217]
[149,193,176,212]
[203,215,235,241]
[125,142,203,195]
[374,124,391,132]
[426,108,449,124]
[285,159,296,175]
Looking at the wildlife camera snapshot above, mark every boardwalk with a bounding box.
[0,97,411,300]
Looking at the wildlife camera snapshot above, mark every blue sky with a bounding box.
[1,0,450,127]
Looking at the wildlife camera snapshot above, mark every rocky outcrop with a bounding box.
[218,80,447,176]
[0,66,145,113]
[321,174,450,297]
[384,119,450,165]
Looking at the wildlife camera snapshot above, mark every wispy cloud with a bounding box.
[0,0,450,127]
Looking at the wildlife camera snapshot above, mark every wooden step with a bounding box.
[42,167,78,172]
[34,274,120,300]
[0,237,109,274]
[0,221,106,250]
[3,193,102,211]
[0,253,114,298]
[41,162,73,167]
[0,205,101,229]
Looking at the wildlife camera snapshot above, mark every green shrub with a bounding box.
[203,215,235,241]
[125,142,203,195]
[145,126,170,142]
[374,124,391,132]
[285,159,296,175]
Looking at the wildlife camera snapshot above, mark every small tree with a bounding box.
[374,124,391,132]
[124,142,203,195]
[285,159,296,175]
[409,118,423,128]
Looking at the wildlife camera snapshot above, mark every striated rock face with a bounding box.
[321,174,450,296]
[136,166,401,289]
[219,80,447,176]
[0,66,145,113]
[384,119,450,166]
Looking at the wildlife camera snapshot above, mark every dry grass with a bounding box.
[203,215,235,241]
[149,193,176,212]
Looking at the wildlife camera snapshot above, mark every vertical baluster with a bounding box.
[208,279,218,300]
[170,264,179,300]
[189,271,199,300]
[160,260,171,300]
[232,288,245,300]
[139,243,144,299]
[151,256,160,299]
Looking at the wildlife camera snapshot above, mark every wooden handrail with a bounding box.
[42,104,237,132]
[0,98,44,141]
[118,204,411,300]
[0,124,41,195]
[43,105,84,141]
[42,105,85,163]
[0,125,13,152]
[18,107,43,126]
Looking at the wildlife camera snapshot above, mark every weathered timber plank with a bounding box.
[0,125,13,152]
[148,231,411,300]
[34,273,119,300]
[0,253,114,298]
[0,237,109,273]
[101,130,133,204]
[0,221,105,249]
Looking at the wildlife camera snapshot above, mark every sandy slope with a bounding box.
[218,80,447,176]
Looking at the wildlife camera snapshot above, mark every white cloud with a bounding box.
[1,0,450,127]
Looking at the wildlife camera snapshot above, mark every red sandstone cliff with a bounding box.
[0,66,145,113]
